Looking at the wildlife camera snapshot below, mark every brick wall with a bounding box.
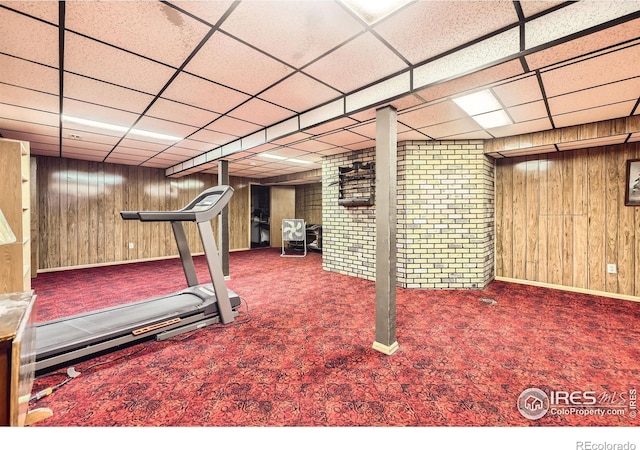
[322,141,495,289]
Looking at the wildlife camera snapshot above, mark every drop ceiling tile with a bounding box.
[4,132,57,147]
[415,59,524,104]
[317,130,370,146]
[162,72,250,114]
[305,117,358,136]
[540,44,640,97]
[0,7,58,66]
[299,99,345,130]
[228,98,294,127]
[0,103,58,126]
[259,73,341,113]
[418,117,482,139]
[185,32,294,95]
[61,138,114,153]
[346,72,411,113]
[117,139,170,153]
[109,147,159,158]
[0,84,58,113]
[61,128,120,146]
[316,147,351,156]
[389,94,427,112]
[134,116,199,140]
[270,132,312,146]
[343,140,375,151]
[0,54,58,94]
[304,32,409,94]
[398,130,434,141]
[525,1,640,50]
[64,74,154,114]
[62,147,109,162]
[414,27,520,89]
[62,99,139,128]
[144,98,219,129]
[0,1,59,24]
[163,147,202,159]
[0,119,58,137]
[66,1,211,67]
[170,1,235,26]
[190,128,237,147]
[163,139,212,152]
[65,33,176,94]
[374,0,519,65]
[492,75,543,107]
[223,150,267,161]
[507,101,549,123]
[219,1,364,68]
[347,121,412,140]
[486,118,553,138]
[548,77,640,116]
[398,100,467,129]
[525,18,640,70]
[263,147,308,158]
[443,130,494,140]
[206,115,262,137]
[553,101,637,128]
[519,1,567,18]
[266,117,299,142]
[287,139,337,152]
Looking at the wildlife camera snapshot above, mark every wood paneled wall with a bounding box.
[35,156,253,271]
[295,183,322,225]
[495,142,640,297]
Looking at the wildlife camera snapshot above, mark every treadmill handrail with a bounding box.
[120,185,234,223]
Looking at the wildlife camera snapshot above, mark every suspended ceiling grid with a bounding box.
[0,1,639,181]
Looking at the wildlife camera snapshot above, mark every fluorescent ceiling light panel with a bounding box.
[452,90,502,116]
[341,0,413,25]
[288,158,311,164]
[471,110,512,129]
[260,153,288,160]
[61,115,182,141]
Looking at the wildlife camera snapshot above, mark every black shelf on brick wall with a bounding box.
[338,161,375,207]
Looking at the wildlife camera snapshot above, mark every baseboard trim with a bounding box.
[372,340,399,356]
[495,277,640,303]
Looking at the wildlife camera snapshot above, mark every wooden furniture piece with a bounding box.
[0,291,50,426]
[0,138,31,293]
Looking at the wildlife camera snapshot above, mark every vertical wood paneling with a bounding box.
[29,157,38,277]
[496,142,639,298]
[77,160,90,266]
[230,177,251,251]
[512,157,527,279]
[525,157,539,280]
[605,146,619,294]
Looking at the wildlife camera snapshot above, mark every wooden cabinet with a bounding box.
[0,291,37,426]
[0,139,31,294]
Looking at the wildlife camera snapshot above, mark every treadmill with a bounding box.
[35,185,241,373]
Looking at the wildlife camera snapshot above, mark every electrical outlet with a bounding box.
[128,242,134,249]
[607,264,617,274]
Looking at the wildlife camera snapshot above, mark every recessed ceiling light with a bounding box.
[452,90,502,116]
[341,0,414,25]
[61,115,182,142]
[471,110,512,129]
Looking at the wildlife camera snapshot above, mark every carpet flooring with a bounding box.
[29,248,640,428]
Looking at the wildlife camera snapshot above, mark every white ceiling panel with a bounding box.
[525,18,640,70]
[219,1,364,68]
[419,117,483,139]
[1,1,638,178]
[0,84,58,113]
[553,101,637,129]
[0,103,58,127]
[0,54,58,94]
[541,44,640,97]
[64,74,154,114]
[399,100,467,129]
[547,77,640,116]
[0,6,58,67]
[492,75,543,108]
[162,72,250,114]
[486,118,553,138]
[0,1,59,24]
[65,33,175,94]
[507,101,549,123]
[185,32,294,95]
[303,32,409,94]
[374,0,519,65]
[228,98,294,126]
[62,99,139,128]
[144,98,220,129]
[259,73,341,113]
[65,1,210,67]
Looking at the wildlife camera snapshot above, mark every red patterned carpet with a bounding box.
[30,248,640,427]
